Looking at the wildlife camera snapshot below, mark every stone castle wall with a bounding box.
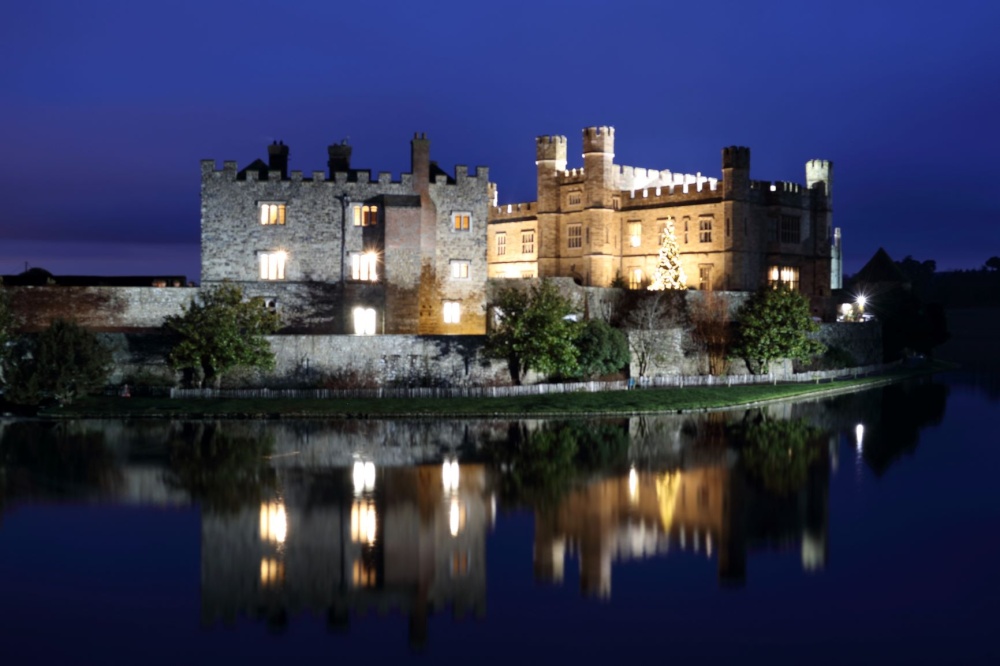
[7,286,194,332]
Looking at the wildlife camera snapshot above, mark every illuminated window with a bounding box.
[521,230,535,255]
[780,215,801,243]
[259,202,286,226]
[443,301,461,324]
[353,205,378,227]
[521,270,535,278]
[683,218,689,244]
[451,550,470,578]
[353,307,376,335]
[699,218,713,243]
[260,558,285,586]
[699,265,713,291]
[567,224,582,249]
[628,221,642,248]
[258,252,286,280]
[351,252,378,282]
[450,260,470,279]
[568,192,581,206]
[768,265,800,290]
[628,267,643,290]
[453,212,471,231]
[496,232,506,256]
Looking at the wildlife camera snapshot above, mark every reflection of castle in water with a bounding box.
[534,452,830,597]
[200,461,492,645]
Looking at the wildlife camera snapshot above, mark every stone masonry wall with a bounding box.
[7,286,195,332]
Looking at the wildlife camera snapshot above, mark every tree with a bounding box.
[574,319,629,379]
[731,285,825,375]
[985,256,1000,272]
[0,284,16,388]
[165,283,280,388]
[485,279,579,385]
[622,291,682,378]
[689,291,732,375]
[5,319,112,405]
[648,219,687,291]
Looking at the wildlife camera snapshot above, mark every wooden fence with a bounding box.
[170,362,894,400]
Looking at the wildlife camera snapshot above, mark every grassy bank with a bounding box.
[41,361,954,420]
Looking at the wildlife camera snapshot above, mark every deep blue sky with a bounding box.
[1,0,997,282]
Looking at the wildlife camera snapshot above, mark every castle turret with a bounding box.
[721,146,750,200]
[268,141,289,179]
[535,135,566,212]
[582,126,615,207]
[327,140,352,176]
[806,159,833,201]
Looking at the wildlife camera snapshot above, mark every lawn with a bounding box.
[43,362,952,419]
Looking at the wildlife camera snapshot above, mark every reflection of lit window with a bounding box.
[352,559,377,588]
[260,502,287,544]
[443,301,461,324]
[258,251,286,280]
[352,461,376,494]
[449,498,466,537]
[353,307,376,335]
[628,466,638,504]
[260,203,286,226]
[260,558,285,586]
[351,499,378,545]
[450,550,470,578]
[442,459,460,492]
[351,252,378,282]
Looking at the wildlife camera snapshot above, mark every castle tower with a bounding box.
[582,126,615,208]
[535,135,567,213]
[805,159,833,201]
[721,146,750,200]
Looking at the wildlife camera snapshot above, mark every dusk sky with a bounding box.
[2,0,997,282]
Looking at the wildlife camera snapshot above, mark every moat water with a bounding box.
[1,370,998,665]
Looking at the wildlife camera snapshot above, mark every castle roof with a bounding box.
[852,248,909,285]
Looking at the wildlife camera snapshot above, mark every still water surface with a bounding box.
[1,372,998,665]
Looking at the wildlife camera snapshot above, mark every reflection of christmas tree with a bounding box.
[648,219,687,290]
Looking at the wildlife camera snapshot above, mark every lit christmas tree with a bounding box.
[648,219,687,290]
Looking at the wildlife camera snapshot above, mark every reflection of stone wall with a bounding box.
[200,464,490,643]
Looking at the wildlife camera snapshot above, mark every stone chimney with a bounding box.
[410,132,430,195]
[267,141,289,179]
[327,140,352,176]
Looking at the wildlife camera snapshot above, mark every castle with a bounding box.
[200,134,491,334]
[487,127,840,310]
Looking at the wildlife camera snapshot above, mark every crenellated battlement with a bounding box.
[554,167,586,183]
[623,176,720,207]
[201,158,488,188]
[751,180,804,194]
[582,126,615,155]
[722,146,751,170]
[490,201,537,221]
[536,135,568,164]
